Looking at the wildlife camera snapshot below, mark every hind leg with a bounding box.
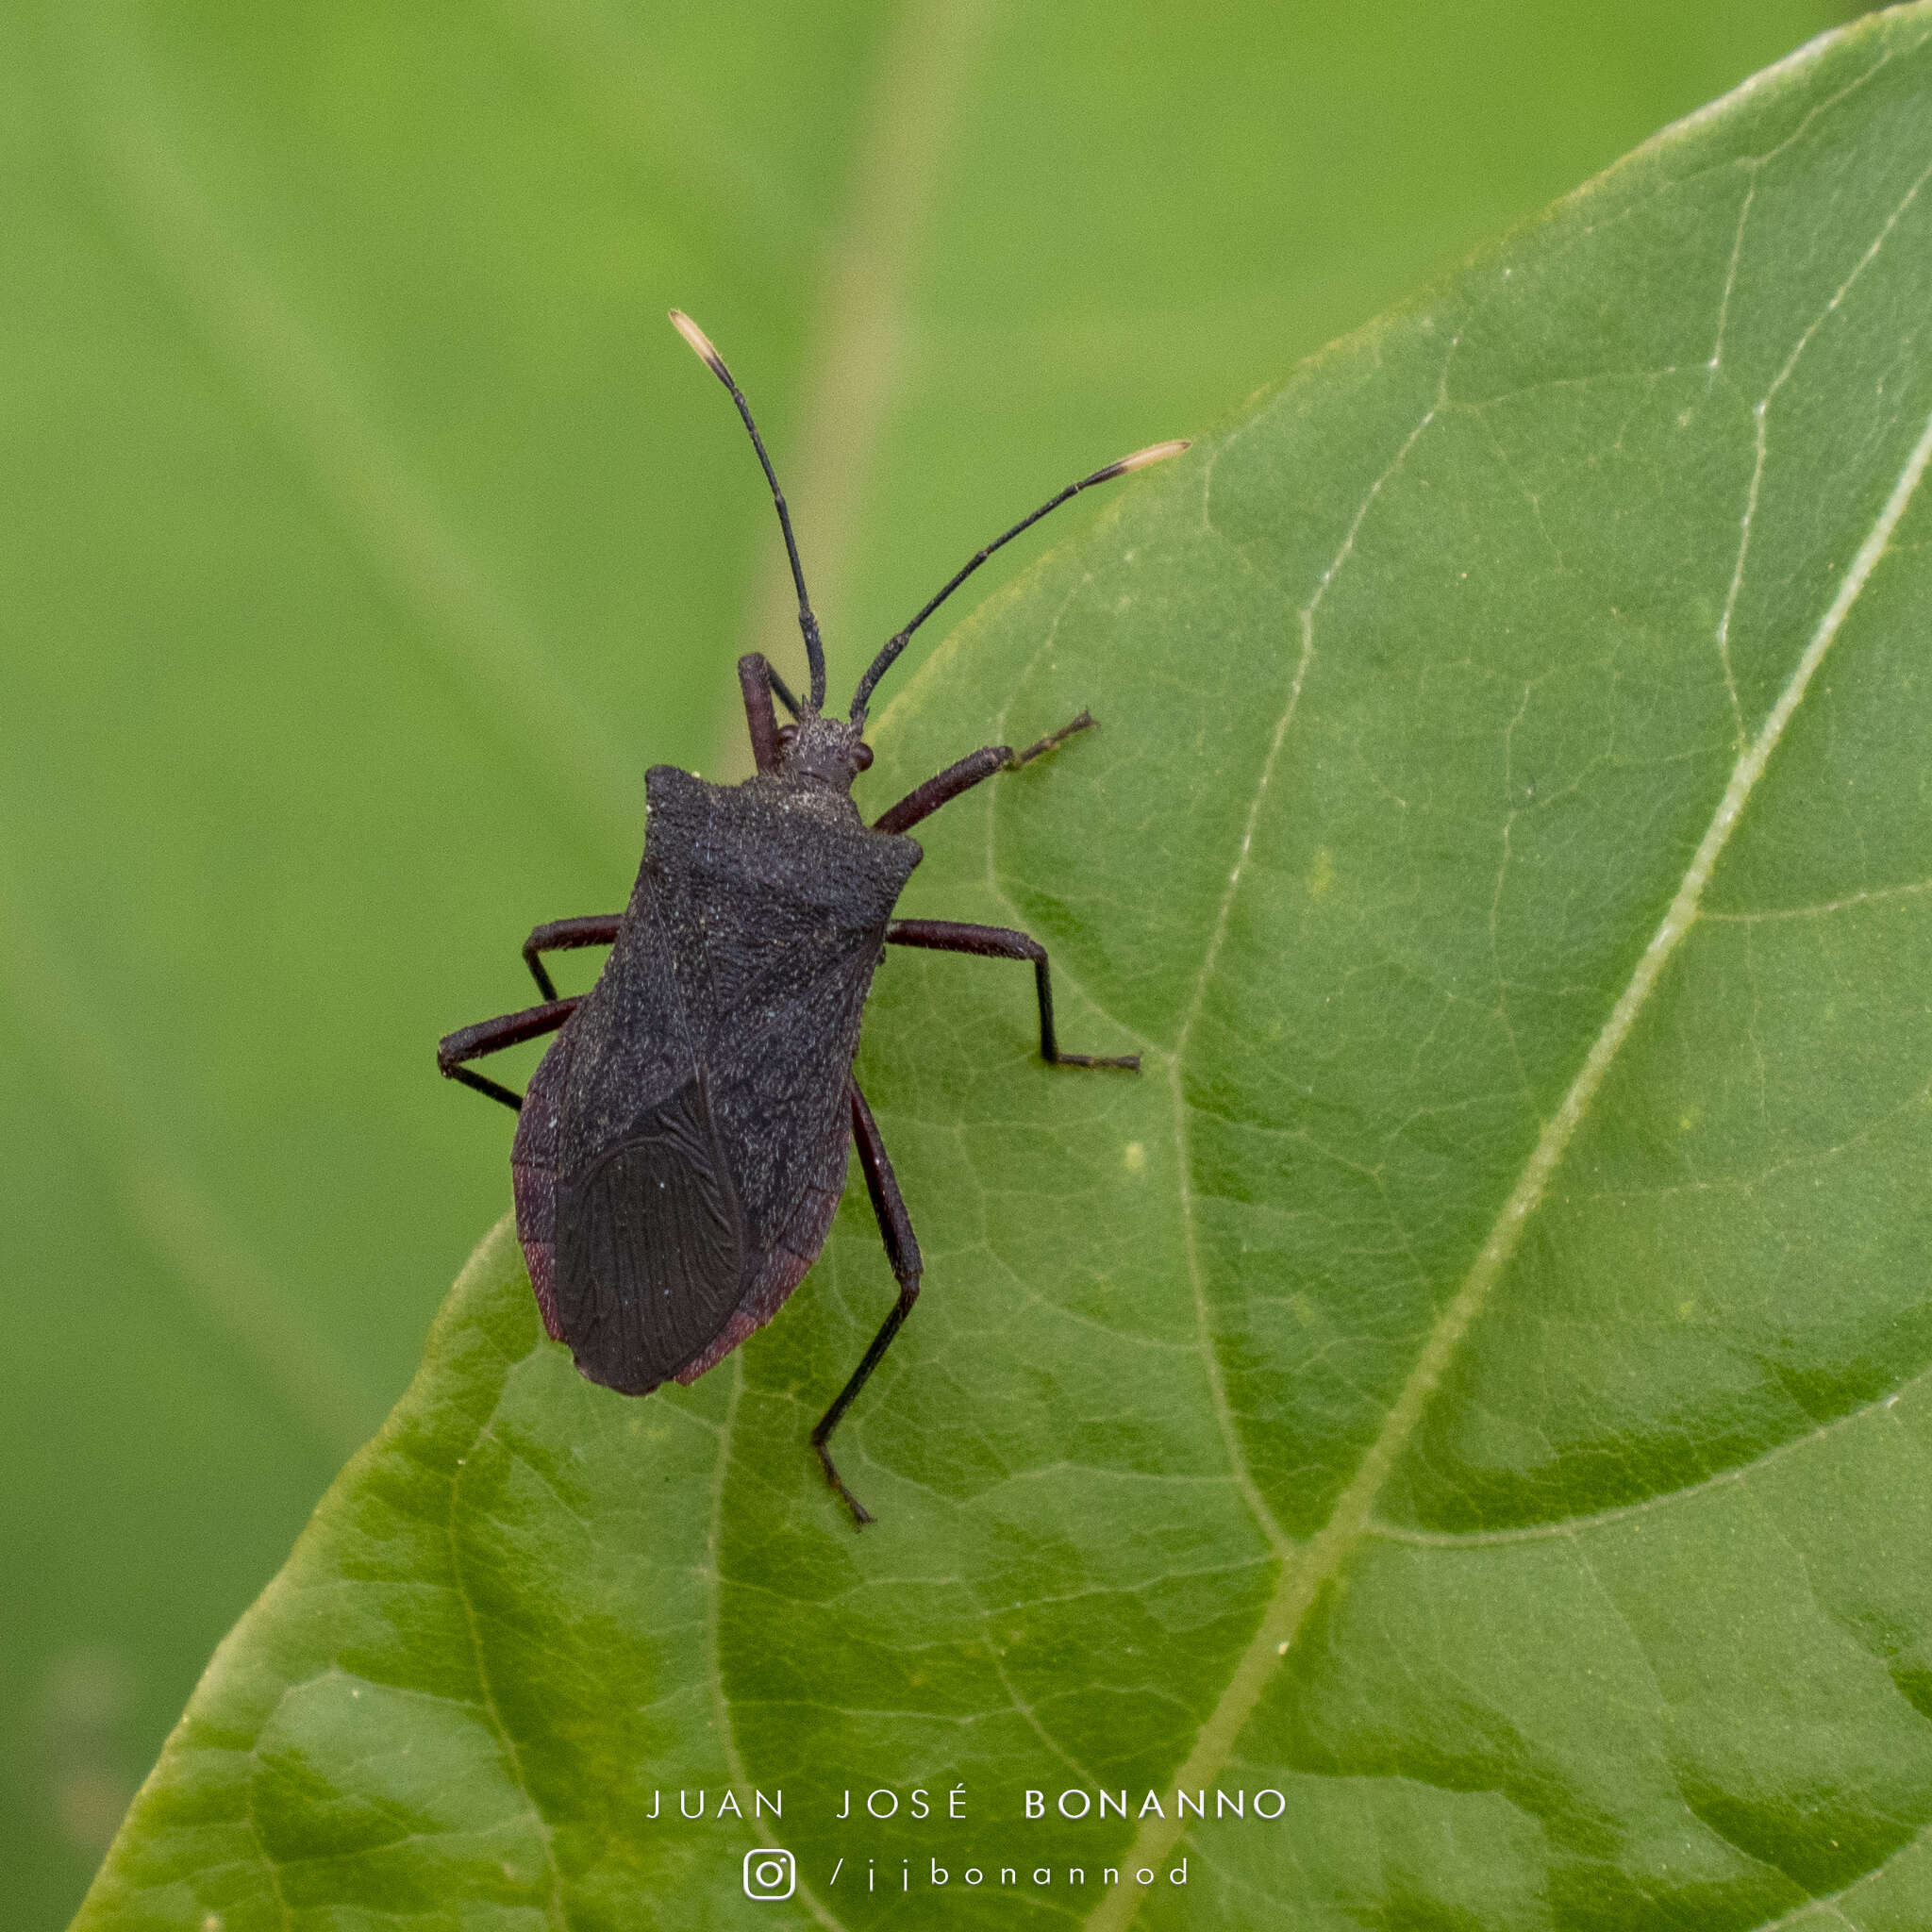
[811,1081,924,1526]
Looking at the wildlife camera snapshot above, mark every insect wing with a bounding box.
[554,1073,748,1393]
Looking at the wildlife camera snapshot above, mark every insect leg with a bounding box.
[436,997,577,1112]
[736,652,798,774]
[522,916,622,1000]
[885,919,1139,1070]
[812,1081,924,1527]
[872,710,1093,835]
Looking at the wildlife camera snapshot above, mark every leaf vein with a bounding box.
[1754,1817,1932,1930]
[448,1410,571,1932]
[1370,1354,1932,1547]
[1141,364,1464,1600]
[1706,876,1932,920]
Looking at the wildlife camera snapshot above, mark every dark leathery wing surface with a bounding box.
[554,1074,747,1394]
[514,764,921,1393]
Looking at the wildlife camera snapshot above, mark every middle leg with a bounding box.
[886,919,1139,1070]
[523,916,621,1001]
[437,997,577,1111]
[812,1080,924,1526]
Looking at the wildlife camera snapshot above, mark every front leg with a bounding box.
[737,651,800,775]
[886,919,1139,1069]
[873,710,1093,835]
[812,1081,924,1526]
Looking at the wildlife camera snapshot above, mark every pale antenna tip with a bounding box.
[668,308,726,375]
[1114,438,1191,474]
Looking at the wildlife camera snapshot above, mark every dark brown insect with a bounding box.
[438,311,1184,1523]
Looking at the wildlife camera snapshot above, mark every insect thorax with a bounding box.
[641,764,919,940]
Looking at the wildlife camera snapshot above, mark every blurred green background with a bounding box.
[0,2,1853,1923]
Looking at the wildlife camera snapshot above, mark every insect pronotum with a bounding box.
[438,311,1186,1524]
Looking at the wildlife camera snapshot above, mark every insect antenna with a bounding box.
[670,309,827,711]
[848,438,1189,723]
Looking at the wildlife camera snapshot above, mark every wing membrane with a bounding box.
[555,1074,746,1393]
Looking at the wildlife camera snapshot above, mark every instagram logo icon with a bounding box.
[743,1848,795,1900]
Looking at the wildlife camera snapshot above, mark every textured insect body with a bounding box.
[513,764,919,1395]
[440,312,1184,1522]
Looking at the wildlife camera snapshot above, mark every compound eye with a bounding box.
[853,741,874,772]
[775,724,798,748]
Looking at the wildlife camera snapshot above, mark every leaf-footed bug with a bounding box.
[438,311,1185,1524]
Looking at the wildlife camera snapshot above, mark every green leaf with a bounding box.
[75,6,1932,1928]
[8,7,1844,1920]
